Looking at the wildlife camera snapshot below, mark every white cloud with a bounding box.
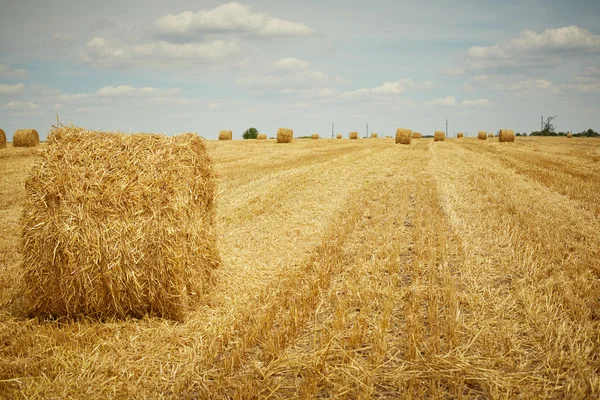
[342,79,433,97]
[4,101,39,110]
[442,66,466,76]
[467,74,557,93]
[425,96,457,106]
[207,101,222,109]
[0,64,27,79]
[81,37,238,67]
[96,85,182,97]
[273,57,309,71]
[460,98,491,107]
[156,2,316,40]
[0,83,25,95]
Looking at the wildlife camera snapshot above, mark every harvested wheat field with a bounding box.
[1,136,600,398]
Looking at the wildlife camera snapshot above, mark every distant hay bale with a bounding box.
[218,130,232,140]
[457,132,464,138]
[277,128,293,143]
[311,134,320,140]
[499,129,515,142]
[13,129,40,147]
[349,132,358,139]
[371,133,378,138]
[257,134,267,140]
[20,126,220,321]
[395,128,412,145]
[0,129,6,149]
[567,133,573,138]
[336,134,342,139]
[434,131,445,141]
[478,131,487,140]
[488,133,494,138]
[412,132,422,139]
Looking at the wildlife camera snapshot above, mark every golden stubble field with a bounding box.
[1,136,599,398]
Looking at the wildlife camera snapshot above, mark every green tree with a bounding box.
[242,127,259,139]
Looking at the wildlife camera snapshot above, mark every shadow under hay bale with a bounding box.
[277,128,293,143]
[218,130,232,140]
[13,129,39,147]
[0,129,6,149]
[20,127,220,321]
[478,131,487,140]
[499,129,515,142]
[395,128,412,145]
[434,131,445,141]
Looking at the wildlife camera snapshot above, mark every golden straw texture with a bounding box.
[20,126,220,321]
[13,129,39,147]
[277,128,293,143]
[567,133,573,138]
[0,129,6,149]
[311,134,320,140]
[434,131,445,141]
[457,132,464,138]
[395,128,412,145]
[349,132,358,140]
[219,130,233,141]
[336,134,342,139]
[257,134,267,140]
[478,131,487,140]
[499,129,515,142]
[371,133,378,138]
[412,132,422,139]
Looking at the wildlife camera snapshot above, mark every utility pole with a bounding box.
[446,119,448,137]
[541,116,543,132]
[366,123,369,138]
[332,122,334,139]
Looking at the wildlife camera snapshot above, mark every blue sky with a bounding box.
[1,0,599,139]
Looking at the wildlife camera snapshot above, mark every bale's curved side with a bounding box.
[395,128,412,145]
[499,129,515,142]
[257,134,267,140]
[277,128,293,143]
[349,132,358,140]
[434,131,445,142]
[21,127,220,321]
[457,132,464,138]
[311,134,320,140]
[218,130,232,140]
[13,129,40,147]
[478,131,487,140]
[336,134,342,139]
[0,129,6,149]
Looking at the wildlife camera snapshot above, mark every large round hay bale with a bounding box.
[13,129,39,147]
[434,131,445,141]
[218,130,232,140]
[371,133,378,138]
[567,133,573,138]
[478,131,487,140]
[257,133,267,140]
[277,128,293,143]
[0,129,6,149]
[457,132,464,138]
[336,134,342,139]
[395,128,412,145]
[488,133,494,138]
[499,129,515,142]
[349,132,358,139]
[412,132,422,139]
[20,127,220,321]
[311,134,320,140]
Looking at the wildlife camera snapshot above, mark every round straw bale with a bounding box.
[20,127,220,321]
[371,133,378,138]
[0,129,6,149]
[499,129,515,142]
[257,133,267,140]
[349,132,358,139]
[478,131,487,140]
[488,133,494,138]
[567,133,572,138]
[395,128,412,145]
[336,134,342,139]
[218,130,232,140]
[412,132,422,139]
[434,131,445,141]
[311,134,320,140]
[457,132,464,138]
[13,129,40,147]
[277,128,293,143]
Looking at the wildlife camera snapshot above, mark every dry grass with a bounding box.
[478,131,487,140]
[1,136,599,398]
[434,131,445,141]
[257,134,267,140]
[349,131,358,140]
[218,130,232,141]
[499,129,515,142]
[13,129,39,148]
[395,128,412,145]
[20,127,219,321]
[0,129,6,149]
[277,128,293,143]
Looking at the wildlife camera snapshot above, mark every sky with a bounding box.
[1,0,599,139]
